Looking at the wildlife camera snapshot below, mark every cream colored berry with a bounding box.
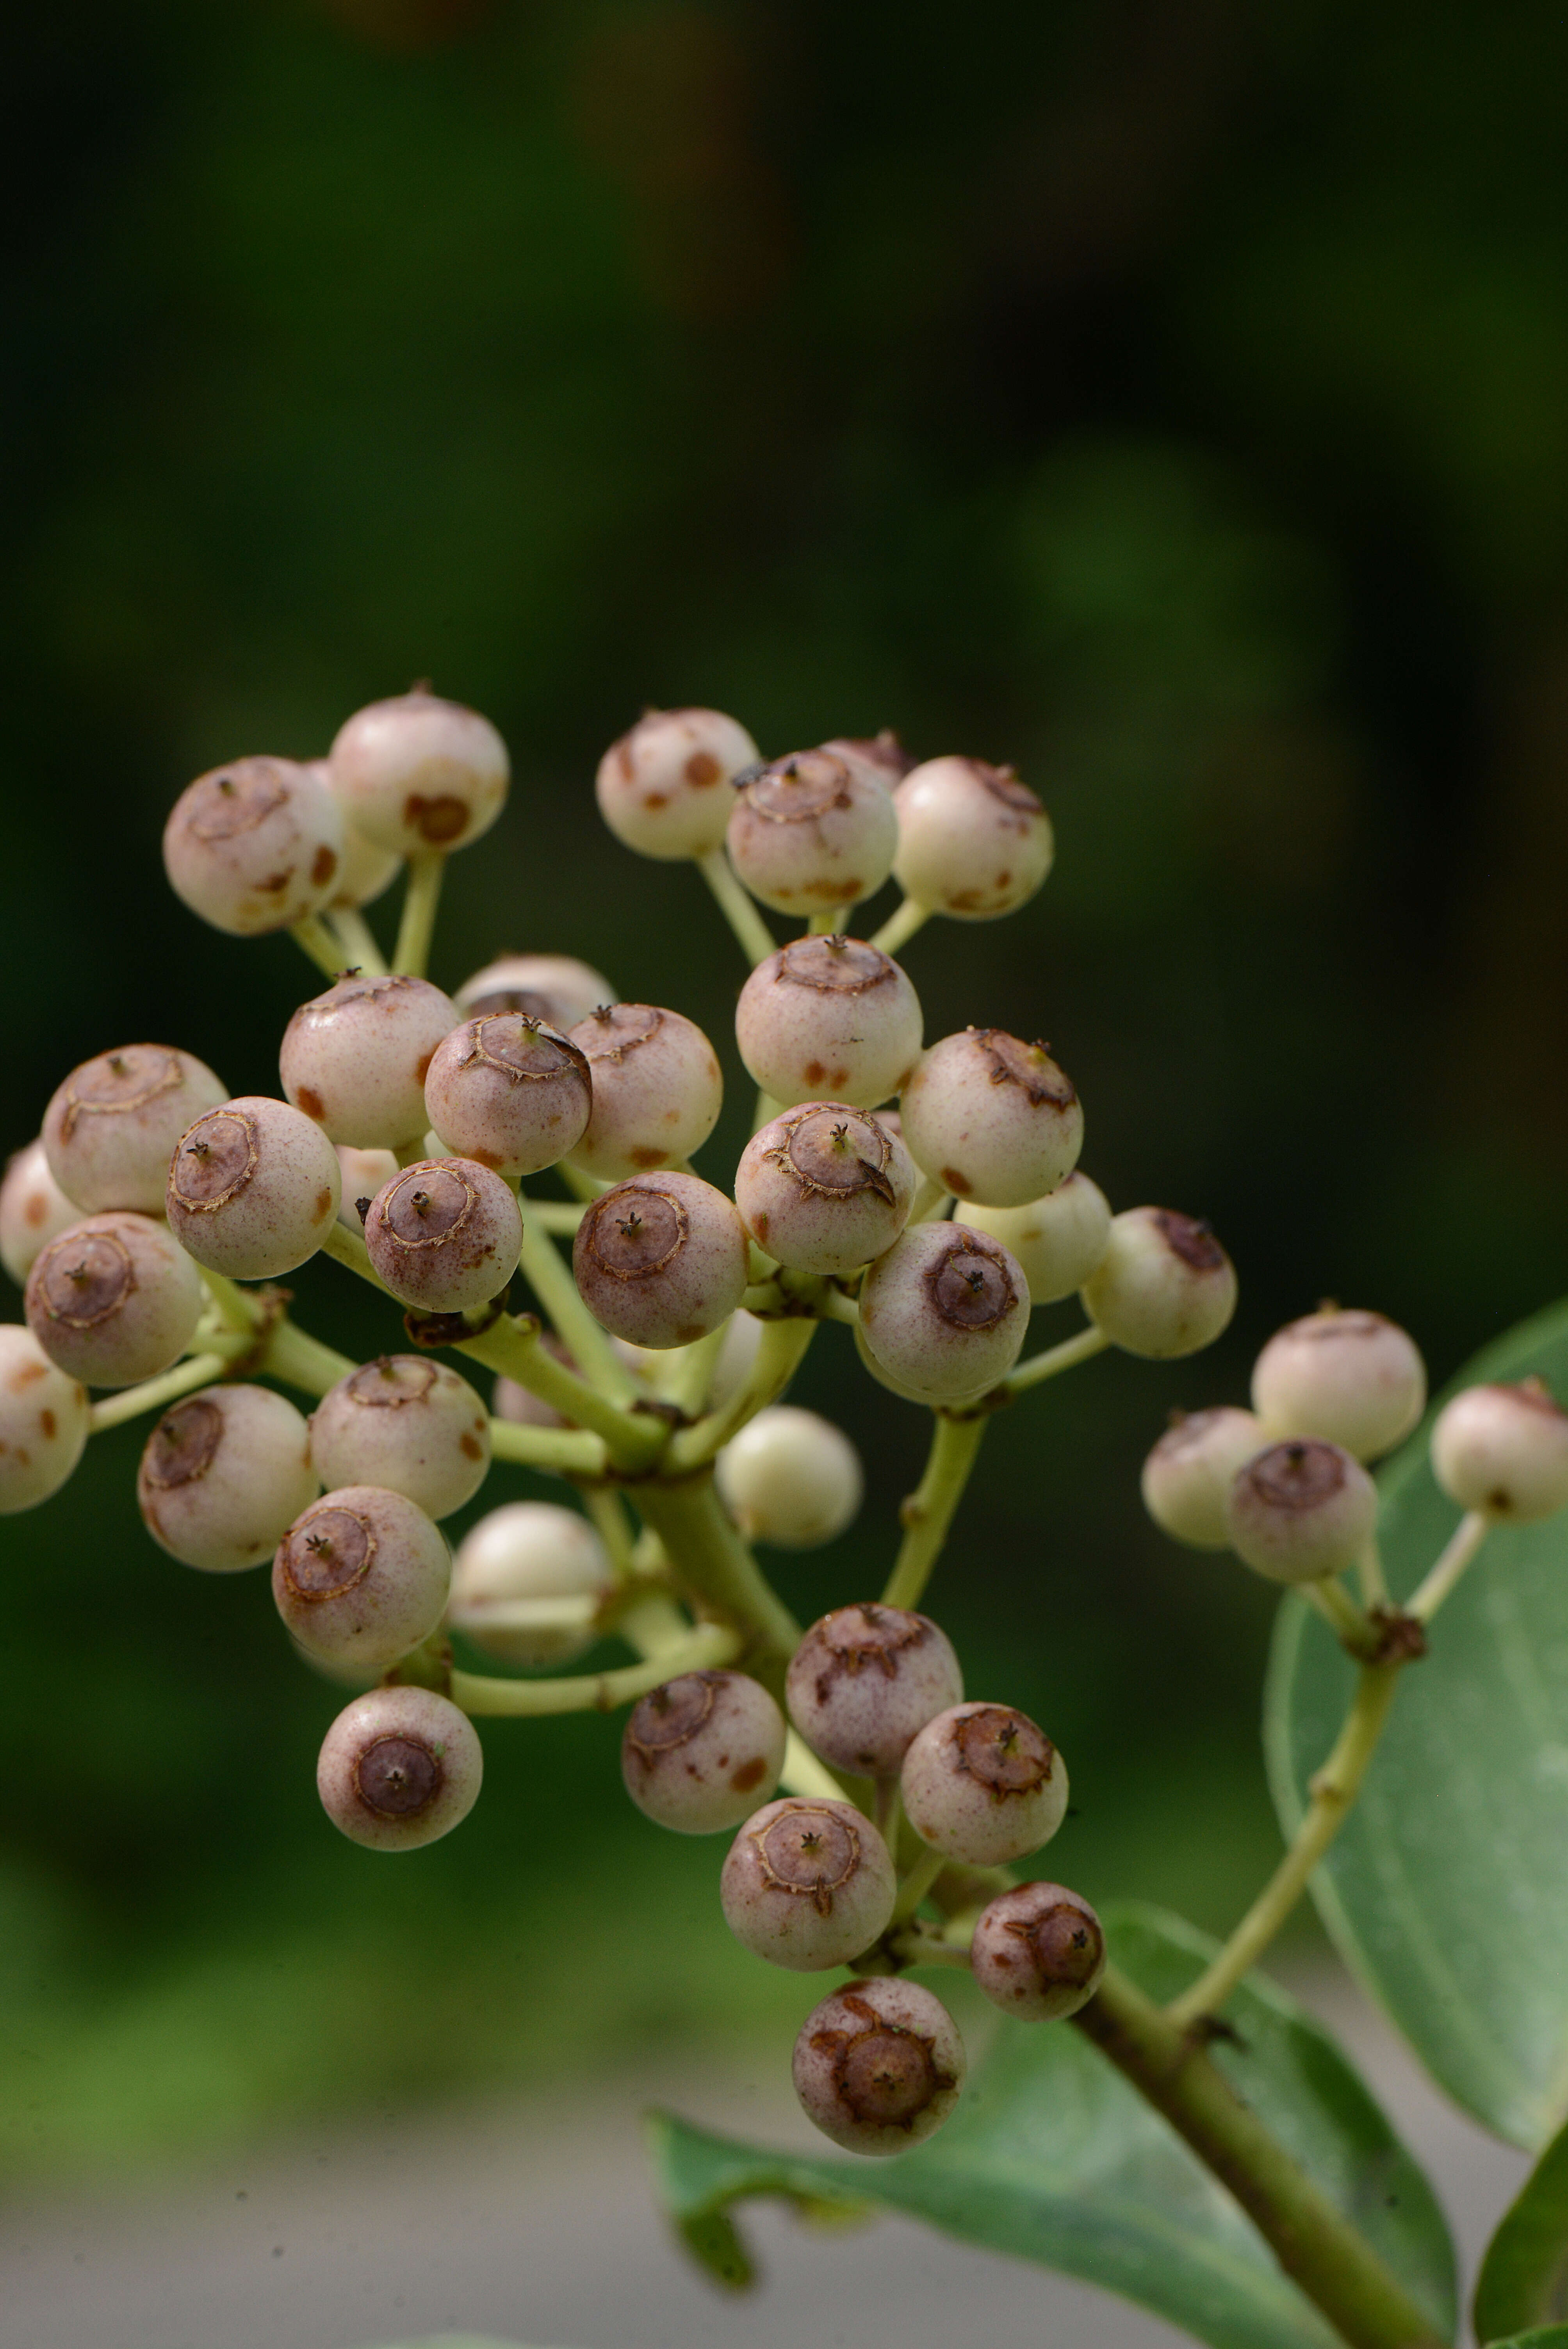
[305,763,403,909]
[859,1221,1029,1403]
[273,1484,450,1670]
[317,1685,483,1851]
[959,1172,1111,1303]
[785,1603,961,1774]
[565,1005,722,1182]
[0,1325,89,1513]
[0,1141,81,1285]
[164,756,346,935]
[572,1171,748,1348]
[735,1103,914,1276]
[621,1670,787,1833]
[900,1028,1082,1208]
[719,1796,896,1971]
[1141,1406,1268,1550]
[820,731,916,790]
[1080,1207,1237,1358]
[25,1213,204,1388]
[43,1044,228,1215]
[328,688,509,854]
[595,706,758,859]
[335,1146,399,1231]
[363,1158,522,1314]
[166,1096,342,1279]
[717,1408,864,1549]
[726,747,898,914]
[310,1356,491,1520]
[971,1882,1106,2021]
[456,953,615,1030]
[424,1014,592,1179]
[793,1978,965,2155]
[138,1385,319,1570]
[1226,1440,1378,1583]
[892,755,1053,920]
[901,1701,1068,1866]
[281,972,460,1150]
[736,936,922,1110]
[1252,1308,1427,1463]
[1431,1381,1568,1522]
[449,1501,614,1667]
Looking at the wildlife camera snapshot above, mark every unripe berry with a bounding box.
[573,1171,747,1348]
[725,747,899,915]
[137,1385,318,1570]
[281,973,460,1150]
[0,1141,81,1285]
[25,1213,203,1387]
[317,1684,482,1851]
[1141,1406,1268,1551]
[720,1797,896,1971]
[456,953,616,1031]
[892,756,1053,920]
[959,1171,1112,1303]
[564,1004,722,1181]
[622,1670,787,1833]
[363,1158,522,1314]
[899,1029,1082,1209]
[820,731,916,790]
[735,1103,914,1276]
[1080,1207,1237,1358]
[1251,1308,1427,1463]
[786,1604,962,1774]
[328,688,509,854]
[1431,1380,1568,1522]
[971,1882,1106,2021]
[274,1484,450,1670]
[305,764,403,909]
[1226,1440,1379,1583]
[901,1701,1068,1866]
[0,1325,89,1512]
[423,1014,592,1179]
[165,1096,342,1279]
[335,1146,399,1230]
[859,1222,1029,1403]
[735,936,923,1111]
[163,756,346,935]
[793,1978,965,2156]
[449,1500,614,1667]
[717,1408,864,1549]
[595,706,759,860]
[310,1356,491,1520]
[42,1044,228,1215]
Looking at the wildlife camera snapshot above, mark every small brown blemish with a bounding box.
[941,1166,970,1196]
[414,1051,435,1085]
[460,1431,483,1460]
[314,1187,333,1220]
[23,1195,46,1229]
[684,751,721,786]
[258,868,294,896]
[752,1210,770,1240]
[629,1145,668,1169]
[731,1756,767,1793]
[404,792,467,844]
[643,791,669,812]
[39,1409,56,1439]
[296,1085,325,1119]
[804,1060,827,1086]
[311,844,339,887]
[7,1360,46,1392]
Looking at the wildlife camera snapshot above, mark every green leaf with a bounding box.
[647,1903,1455,2349]
[1481,2330,1568,2348]
[1475,2111,1568,2340]
[1265,1297,1568,2151]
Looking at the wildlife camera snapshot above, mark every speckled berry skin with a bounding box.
[25,1213,204,1388]
[449,1500,614,1667]
[892,755,1053,920]
[335,1146,399,1230]
[564,1004,723,1181]
[1080,1207,1237,1359]
[0,1141,82,1285]
[273,1484,450,1671]
[720,1796,896,1971]
[42,1044,228,1215]
[163,756,346,936]
[1251,1308,1427,1463]
[735,1103,914,1276]
[138,1384,319,1570]
[793,1978,966,2155]
[901,1700,1069,1866]
[716,1408,864,1549]
[0,1324,89,1513]
[166,1095,342,1279]
[726,747,899,914]
[735,936,923,1111]
[621,1670,787,1833]
[595,706,759,859]
[900,1030,1083,1210]
[971,1882,1106,2021]
[1141,1406,1268,1551]
[958,1172,1112,1304]
[310,1356,491,1520]
[328,689,509,854]
[456,953,616,1030]
[1226,1439,1379,1583]
[363,1158,522,1313]
[423,1014,592,1179]
[281,973,461,1150]
[859,1222,1029,1403]
[786,1604,961,1774]
[1431,1381,1568,1522]
[317,1684,483,1851]
[573,1171,748,1348]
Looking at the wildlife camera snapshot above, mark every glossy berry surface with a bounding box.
[166,1095,342,1279]
[25,1212,204,1388]
[310,1355,491,1520]
[621,1670,787,1833]
[363,1157,522,1313]
[1226,1438,1379,1583]
[899,1028,1082,1209]
[735,1102,914,1276]
[273,1483,451,1671]
[43,1044,228,1215]
[572,1171,747,1348]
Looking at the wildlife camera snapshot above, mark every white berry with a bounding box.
[900,1028,1082,1208]
[717,1408,864,1549]
[901,1700,1068,1866]
[1251,1308,1427,1462]
[43,1044,227,1215]
[736,935,923,1110]
[0,1141,82,1285]
[449,1500,614,1667]
[1431,1381,1568,1522]
[859,1221,1029,1403]
[317,1685,483,1851]
[958,1171,1112,1302]
[0,1325,89,1513]
[565,1004,723,1181]
[719,1796,895,1971]
[166,1095,342,1279]
[621,1670,787,1832]
[363,1158,522,1314]
[786,1603,961,1773]
[1226,1440,1379,1583]
[138,1384,318,1570]
[726,747,898,915]
[596,706,758,859]
[273,1484,450,1671]
[164,756,346,935]
[572,1171,748,1348]
[735,1102,914,1275]
[328,688,509,854]
[424,1014,592,1179]
[892,755,1053,919]
[971,1881,1105,2020]
[1080,1207,1237,1358]
[26,1213,204,1388]
[281,972,460,1150]
[1141,1406,1268,1550]
[310,1355,491,1520]
[793,1978,965,2155]
[456,953,615,1030]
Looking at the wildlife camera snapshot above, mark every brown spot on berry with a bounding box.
[169,1109,260,1212]
[940,1166,970,1196]
[951,1704,1055,1799]
[1241,1440,1349,1515]
[1153,1210,1225,1272]
[925,1235,1017,1331]
[460,1431,483,1460]
[629,1145,668,1168]
[684,751,722,786]
[354,1733,442,1818]
[404,792,467,844]
[311,844,339,887]
[414,1050,435,1085]
[751,1802,862,1918]
[143,1396,224,1488]
[279,1506,375,1602]
[36,1229,134,1328]
[39,1409,55,1439]
[6,1360,46,1392]
[731,1756,767,1793]
[296,1085,325,1120]
[314,1187,333,1220]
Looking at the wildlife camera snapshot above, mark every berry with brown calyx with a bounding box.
[310,1355,491,1520]
[901,1700,1068,1866]
[0,1141,82,1285]
[317,1684,483,1851]
[0,1324,89,1513]
[1252,1307,1427,1463]
[273,1483,450,1670]
[736,1102,914,1276]
[43,1044,228,1215]
[572,1171,747,1348]
[281,972,461,1150]
[166,1095,342,1279]
[595,706,759,860]
[719,1795,896,1970]
[1226,1439,1379,1583]
[786,1603,961,1773]
[959,1171,1112,1303]
[137,1385,319,1570]
[735,935,923,1111]
[424,1013,592,1179]
[819,731,916,790]
[163,756,346,936]
[717,1408,864,1549]
[892,755,1053,920]
[859,1221,1029,1403]
[971,1881,1106,2020]
[899,1028,1083,1209]
[1141,1406,1268,1551]
[564,1004,722,1181]
[456,952,615,1031]
[25,1213,204,1388]
[726,747,898,915]
[328,688,509,854]
[1080,1207,1237,1358]
[1431,1380,1568,1522]
[363,1157,522,1314]
[793,1978,965,2155]
[449,1500,614,1667]
[621,1670,788,1833]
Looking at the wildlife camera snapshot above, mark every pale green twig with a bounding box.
[393,850,445,977]
[666,1318,816,1472]
[870,895,930,957]
[326,905,388,977]
[1001,1322,1111,1395]
[881,1412,988,1610]
[697,848,776,966]
[89,1352,230,1433]
[289,913,344,978]
[1406,1509,1491,1622]
[452,1621,739,1716]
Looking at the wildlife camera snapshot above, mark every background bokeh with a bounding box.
[5,0,1568,2188]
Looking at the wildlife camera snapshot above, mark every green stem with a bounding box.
[1303,1574,1379,1655]
[1074,1962,1445,2349]
[393,850,445,977]
[870,895,930,957]
[635,1472,800,1674]
[262,1316,359,1399]
[657,1322,730,1419]
[461,1319,665,1471]
[526,1199,586,1235]
[665,1318,816,1472]
[319,1217,396,1295]
[516,1211,638,1402]
[581,1483,638,1579]
[890,1843,946,1926]
[289,913,344,979]
[1406,1509,1490,1622]
[781,1731,850,1800]
[696,848,776,966]
[326,905,388,978]
[881,1412,988,1610]
[489,1416,607,1477]
[1002,1322,1111,1395]
[88,1351,231,1433]
[451,1621,739,1717]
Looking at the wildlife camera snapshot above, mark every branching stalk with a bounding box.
[1002,1322,1111,1395]
[326,905,388,977]
[635,1472,800,1675]
[870,895,930,957]
[1406,1509,1490,1622]
[452,1622,739,1717]
[666,1317,816,1472]
[489,1417,606,1477]
[393,849,445,977]
[289,913,344,978]
[881,1412,988,1610]
[1303,1574,1377,1653]
[262,1316,360,1399]
[696,848,776,966]
[890,1844,946,1926]
[461,1318,665,1470]
[89,1352,231,1433]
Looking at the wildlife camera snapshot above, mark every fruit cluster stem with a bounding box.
[881,1411,988,1610]
[870,894,929,956]
[635,1470,800,1682]
[1406,1509,1490,1621]
[452,1620,740,1717]
[87,1350,232,1433]
[1003,1321,1111,1395]
[289,913,344,978]
[697,847,777,966]
[393,849,445,977]
[326,905,387,977]
[516,1210,638,1403]
[667,1318,816,1472]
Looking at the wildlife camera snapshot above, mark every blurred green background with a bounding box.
[5,0,1568,2188]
